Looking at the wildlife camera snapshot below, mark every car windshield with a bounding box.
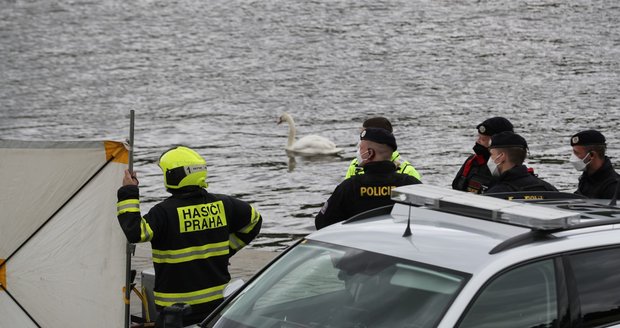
[203,240,469,328]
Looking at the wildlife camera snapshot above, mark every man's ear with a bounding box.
[589,151,597,159]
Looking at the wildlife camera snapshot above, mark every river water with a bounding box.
[1,0,619,250]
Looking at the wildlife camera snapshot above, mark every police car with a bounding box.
[196,184,620,328]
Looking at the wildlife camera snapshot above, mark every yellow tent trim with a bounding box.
[104,141,129,164]
[0,259,6,291]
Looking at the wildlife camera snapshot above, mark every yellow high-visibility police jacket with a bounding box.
[345,150,421,181]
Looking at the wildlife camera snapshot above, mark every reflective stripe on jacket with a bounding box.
[116,185,262,315]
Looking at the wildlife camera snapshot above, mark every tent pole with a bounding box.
[125,110,135,328]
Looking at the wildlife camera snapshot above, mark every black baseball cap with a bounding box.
[476,117,514,136]
[570,130,606,146]
[360,128,397,151]
[489,131,528,149]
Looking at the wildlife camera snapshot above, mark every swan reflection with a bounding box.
[285,150,345,173]
[287,154,296,172]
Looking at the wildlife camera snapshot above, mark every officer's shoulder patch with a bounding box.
[320,201,329,214]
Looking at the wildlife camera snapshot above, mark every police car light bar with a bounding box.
[392,185,581,230]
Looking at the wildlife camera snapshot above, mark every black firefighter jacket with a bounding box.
[117,185,262,316]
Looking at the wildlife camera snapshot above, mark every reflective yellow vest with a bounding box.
[345,151,421,180]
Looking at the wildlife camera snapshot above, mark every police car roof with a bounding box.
[307,185,620,274]
[308,203,528,274]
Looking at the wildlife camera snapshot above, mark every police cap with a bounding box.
[360,128,397,151]
[363,117,393,133]
[489,131,528,149]
[476,117,514,136]
[570,130,606,146]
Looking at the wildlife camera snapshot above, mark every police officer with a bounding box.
[345,117,421,181]
[570,130,619,199]
[116,146,262,326]
[316,128,421,230]
[484,131,557,194]
[453,117,514,193]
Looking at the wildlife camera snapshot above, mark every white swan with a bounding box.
[277,112,342,156]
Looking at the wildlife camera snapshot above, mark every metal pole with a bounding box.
[125,110,135,328]
[129,110,134,172]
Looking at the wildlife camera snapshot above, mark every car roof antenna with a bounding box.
[403,203,412,237]
[609,178,620,206]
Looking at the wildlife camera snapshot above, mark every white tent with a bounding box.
[0,140,128,328]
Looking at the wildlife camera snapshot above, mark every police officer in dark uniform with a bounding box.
[569,130,619,199]
[453,117,514,194]
[484,131,557,194]
[345,117,421,181]
[315,128,421,230]
[116,146,262,326]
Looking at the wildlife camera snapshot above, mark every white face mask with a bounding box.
[356,148,369,165]
[487,154,501,177]
[570,152,591,171]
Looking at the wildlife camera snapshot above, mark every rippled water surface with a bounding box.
[1,0,619,249]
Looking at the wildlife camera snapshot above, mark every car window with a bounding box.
[207,241,468,328]
[254,247,346,308]
[459,259,557,328]
[567,247,620,328]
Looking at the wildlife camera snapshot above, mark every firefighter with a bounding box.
[570,130,619,199]
[452,117,514,194]
[484,131,557,194]
[345,117,421,181]
[116,146,262,326]
[316,128,421,230]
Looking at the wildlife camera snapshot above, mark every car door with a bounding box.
[564,246,620,328]
[456,246,620,328]
[457,258,560,328]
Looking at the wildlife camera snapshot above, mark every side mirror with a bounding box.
[223,278,245,298]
